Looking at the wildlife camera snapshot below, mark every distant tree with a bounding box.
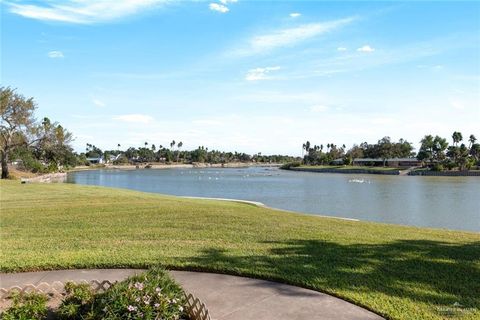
[468,135,477,149]
[117,143,121,150]
[418,135,448,164]
[377,136,393,166]
[0,87,38,178]
[452,131,463,146]
[177,141,183,162]
[33,117,74,169]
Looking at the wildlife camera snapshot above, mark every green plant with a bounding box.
[57,282,95,319]
[280,161,301,169]
[90,267,187,320]
[1,292,48,320]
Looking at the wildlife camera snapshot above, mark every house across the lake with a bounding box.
[86,157,104,164]
[353,158,420,167]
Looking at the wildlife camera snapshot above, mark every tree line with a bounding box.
[417,132,479,171]
[301,133,479,170]
[301,137,415,166]
[81,142,296,166]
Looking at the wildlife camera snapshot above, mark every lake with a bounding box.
[67,167,480,232]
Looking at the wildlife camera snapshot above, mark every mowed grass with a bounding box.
[298,165,401,171]
[1,181,479,320]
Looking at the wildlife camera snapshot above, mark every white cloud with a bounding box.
[357,45,375,52]
[290,13,301,18]
[209,3,229,13]
[92,99,105,107]
[245,66,281,81]
[219,0,237,4]
[113,114,154,124]
[450,99,465,110]
[233,17,355,56]
[47,50,64,58]
[310,105,328,112]
[337,47,347,51]
[7,0,169,24]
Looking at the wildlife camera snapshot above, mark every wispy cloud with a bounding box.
[231,17,356,56]
[337,47,347,51]
[209,0,237,13]
[357,45,375,52]
[113,114,154,124]
[209,3,229,13]
[245,66,281,81]
[7,0,170,24]
[92,99,105,107]
[47,50,64,58]
[290,13,301,18]
[310,105,328,113]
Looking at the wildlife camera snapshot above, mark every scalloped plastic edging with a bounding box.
[0,280,210,320]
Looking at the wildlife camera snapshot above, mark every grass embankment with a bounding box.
[1,181,479,320]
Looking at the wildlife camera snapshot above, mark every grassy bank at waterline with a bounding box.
[1,181,479,319]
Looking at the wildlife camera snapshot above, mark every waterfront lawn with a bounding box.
[1,180,479,320]
[298,165,401,171]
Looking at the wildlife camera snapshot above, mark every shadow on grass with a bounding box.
[178,239,480,309]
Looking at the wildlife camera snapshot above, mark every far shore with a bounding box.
[69,162,282,172]
[285,165,480,177]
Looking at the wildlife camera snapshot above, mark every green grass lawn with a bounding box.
[297,165,401,171]
[1,180,479,320]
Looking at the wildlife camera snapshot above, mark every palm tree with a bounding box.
[468,134,477,149]
[177,141,183,162]
[117,143,121,150]
[452,131,463,146]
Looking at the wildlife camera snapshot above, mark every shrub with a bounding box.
[280,161,301,169]
[57,282,95,319]
[432,163,444,171]
[89,267,188,320]
[1,292,48,320]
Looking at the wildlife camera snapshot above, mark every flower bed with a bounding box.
[0,268,210,320]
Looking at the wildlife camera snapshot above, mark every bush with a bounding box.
[89,267,187,320]
[57,282,95,319]
[280,161,301,169]
[1,292,48,320]
[432,163,444,171]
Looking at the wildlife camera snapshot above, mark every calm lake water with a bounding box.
[67,167,480,232]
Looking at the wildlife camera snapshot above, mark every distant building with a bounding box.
[331,158,345,165]
[353,158,420,167]
[86,157,104,164]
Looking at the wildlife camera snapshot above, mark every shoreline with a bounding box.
[286,166,480,177]
[69,162,281,172]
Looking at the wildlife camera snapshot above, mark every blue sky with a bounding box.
[1,0,479,155]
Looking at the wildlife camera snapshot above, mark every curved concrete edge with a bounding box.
[182,196,360,222]
[0,269,384,320]
[182,196,266,208]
